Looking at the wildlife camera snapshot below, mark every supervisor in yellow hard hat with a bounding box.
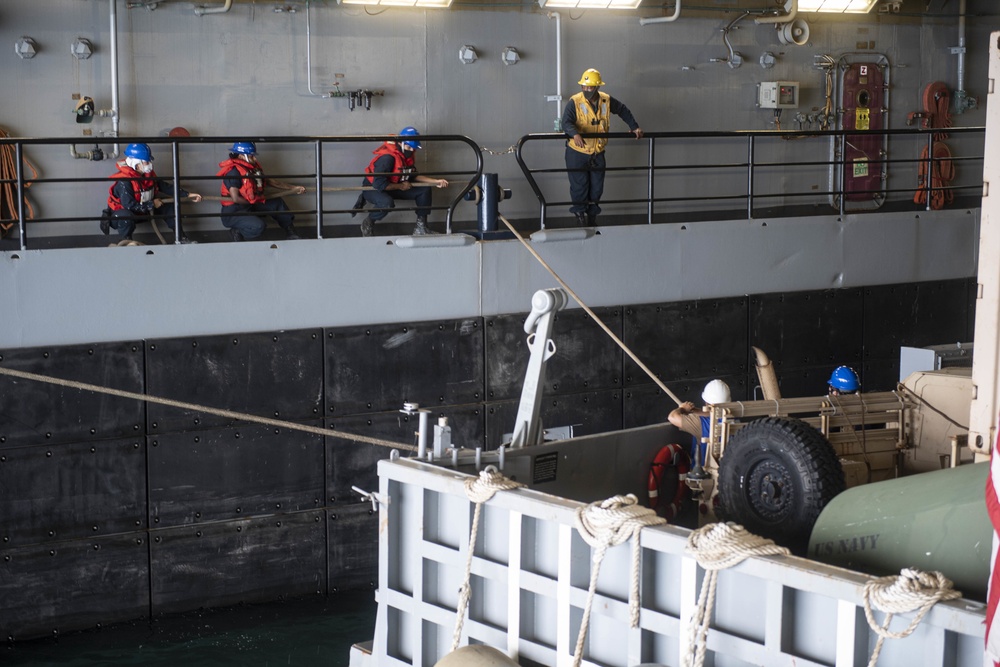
[561,68,643,227]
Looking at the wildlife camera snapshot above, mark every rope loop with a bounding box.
[570,494,666,667]
[682,523,789,667]
[685,521,790,571]
[464,464,525,504]
[861,568,961,667]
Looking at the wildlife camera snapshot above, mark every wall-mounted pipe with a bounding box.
[639,0,681,27]
[194,0,233,16]
[546,11,562,131]
[755,0,796,25]
[108,0,120,157]
[304,0,332,98]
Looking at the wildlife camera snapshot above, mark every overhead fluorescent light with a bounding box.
[797,0,878,12]
[538,0,642,9]
[338,0,452,7]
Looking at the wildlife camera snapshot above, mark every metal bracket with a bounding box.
[352,485,390,512]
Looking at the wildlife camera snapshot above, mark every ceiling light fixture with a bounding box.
[797,0,878,12]
[537,0,642,10]
[338,0,453,7]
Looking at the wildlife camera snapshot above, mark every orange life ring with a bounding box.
[648,443,690,521]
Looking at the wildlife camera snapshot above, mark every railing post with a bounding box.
[16,142,26,251]
[315,141,324,238]
[838,133,847,217]
[647,137,655,224]
[171,141,181,243]
[924,131,935,212]
[747,135,755,220]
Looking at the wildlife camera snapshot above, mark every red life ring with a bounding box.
[647,443,690,521]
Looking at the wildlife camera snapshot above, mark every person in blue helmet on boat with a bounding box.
[827,365,860,395]
[217,141,305,242]
[354,126,449,237]
[668,379,730,479]
[103,143,202,244]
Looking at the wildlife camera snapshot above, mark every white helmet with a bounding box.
[701,379,731,404]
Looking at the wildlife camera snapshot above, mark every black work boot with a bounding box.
[360,216,374,237]
[574,212,587,226]
[283,226,301,240]
[413,216,429,236]
[230,228,244,242]
[587,212,597,226]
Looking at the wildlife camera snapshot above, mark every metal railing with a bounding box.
[0,127,986,249]
[0,134,483,250]
[514,126,985,228]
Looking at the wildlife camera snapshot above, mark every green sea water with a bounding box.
[2,591,377,667]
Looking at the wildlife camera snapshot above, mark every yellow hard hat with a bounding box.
[577,68,604,86]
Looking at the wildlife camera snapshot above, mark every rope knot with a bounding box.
[463,465,524,504]
[685,522,789,571]
[862,568,962,666]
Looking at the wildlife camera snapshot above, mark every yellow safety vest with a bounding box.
[567,90,611,155]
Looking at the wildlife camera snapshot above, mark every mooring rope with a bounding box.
[862,568,961,667]
[682,523,790,667]
[0,365,414,452]
[498,215,682,407]
[570,494,666,667]
[450,466,525,652]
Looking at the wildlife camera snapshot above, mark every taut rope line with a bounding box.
[0,365,415,452]
[498,214,682,407]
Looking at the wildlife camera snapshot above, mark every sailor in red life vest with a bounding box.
[561,68,643,227]
[104,143,202,244]
[217,141,305,242]
[356,127,449,237]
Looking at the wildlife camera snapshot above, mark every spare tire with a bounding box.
[717,417,845,553]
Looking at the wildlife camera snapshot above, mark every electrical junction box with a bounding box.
[758,81,800,109]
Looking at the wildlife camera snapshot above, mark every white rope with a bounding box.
[450,466,525,652]
[682,523,790,667]
[570,494,666,667]
[862,568,961,667]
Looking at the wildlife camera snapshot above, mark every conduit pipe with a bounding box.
[194,0,233,16]
[755,0,796,25]
[639,0,681,27]
[304,0,331,97]
[108,0,120,156]
[546,11,563,131]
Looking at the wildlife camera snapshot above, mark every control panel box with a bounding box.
[758,81,800,109]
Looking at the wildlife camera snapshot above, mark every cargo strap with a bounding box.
[862,568,961,667]
[683,523,790,667]
[571,494,666,667]
[450,467,525,653]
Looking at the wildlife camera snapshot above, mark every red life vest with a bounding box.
[217,158,266,206]
[364,144,414,185]
[107,163,157,212]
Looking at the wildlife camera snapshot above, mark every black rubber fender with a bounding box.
[717,417,845,553]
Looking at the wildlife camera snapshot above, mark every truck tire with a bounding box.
[717,417,845,553]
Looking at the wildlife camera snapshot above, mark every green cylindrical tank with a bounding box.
[808,462,991,601]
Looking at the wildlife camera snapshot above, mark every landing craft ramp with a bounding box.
[350,425,985,667]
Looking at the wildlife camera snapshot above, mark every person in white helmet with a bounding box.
[561,68,643,227]
[668,379,731,477]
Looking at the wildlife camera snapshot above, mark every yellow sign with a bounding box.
[853,157,869,178]
[855,108,871,131]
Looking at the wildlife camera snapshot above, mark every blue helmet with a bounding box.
[398,126,421,151]
[828,366,860,393]
[230,141,257,156]
[124,143,153,162]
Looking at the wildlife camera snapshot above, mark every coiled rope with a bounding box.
[913,82,955,210]
[0,127,38,239]
[861,568,961,667]
[682,523,790,667]
[450,466,525,652]
[0,365,414,452]
[570,494,666,667]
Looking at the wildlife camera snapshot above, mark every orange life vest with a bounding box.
[217,158,266,206]
[107,163,157,212]
[364,144,414,185]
